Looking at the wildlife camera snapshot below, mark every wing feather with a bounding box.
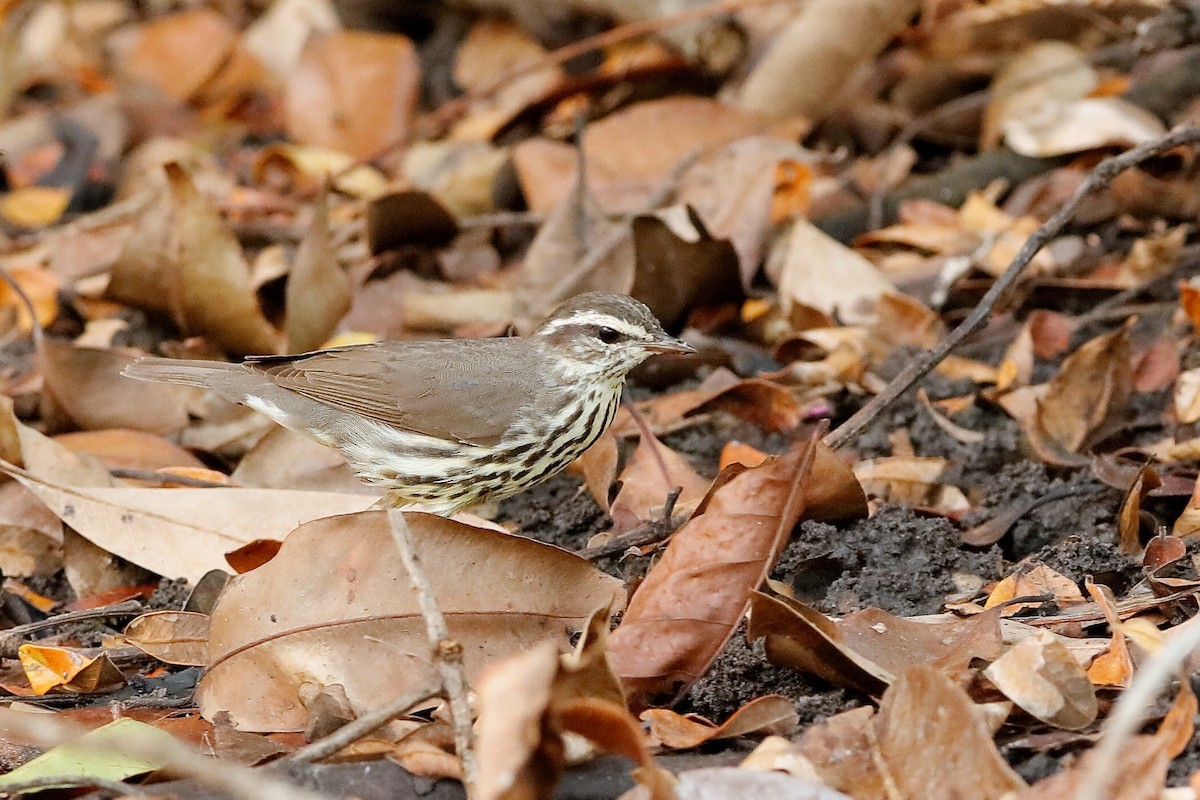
[249,339,544,446]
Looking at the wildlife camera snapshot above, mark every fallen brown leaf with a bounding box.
[199,511,625,731]
[875,666,1026,799]
[608,435,818,708]
[124,611,209,667]
[983,629,1098,729]
[642,695,798,749]
[285,30,420,160]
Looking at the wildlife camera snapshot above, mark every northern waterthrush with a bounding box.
[122,292,694,513]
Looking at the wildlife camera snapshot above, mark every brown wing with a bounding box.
[247,338,546,446]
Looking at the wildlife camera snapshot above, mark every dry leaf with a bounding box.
[122,8,237,102]
[0,434,377,583]
[285,30,420,160]
[124,611,209,666]
[199,511,625,730]
[165,163,281,356]
[285,186,351,354]
[642,695,798,749]
[18,645,125,695]
[1032,321,1132,453]
[773,218,896,325]
[608,436,818,708]
[55,429,205,475]
[747,591,892,697]
[875,666,1026,799]
[40,342,192,434]
[609,434,710,533]
[983,629,1098,729]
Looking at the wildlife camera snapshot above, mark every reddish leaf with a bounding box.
[608,436,818,708]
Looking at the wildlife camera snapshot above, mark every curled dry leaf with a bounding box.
[1084,582,1133,688]
[1173,475,1200,538]
[1032,321,1133,454]
[748,590,892,697]
[165,163,281,356]
[285,186,351,354]
[608,436,818,708]
[982,629,1098,730]
[1116,465,1159,556]
[875,666,1027,799]
[630,205,743,331]
[642,694,798,749]
[199,511,626,731]
[773,218,896,325]
[124,611,209,667]
[477,607,672,800]
[748,593,1003,694]
[18,644,125,695]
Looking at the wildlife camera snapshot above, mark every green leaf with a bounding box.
[0,717,174,788]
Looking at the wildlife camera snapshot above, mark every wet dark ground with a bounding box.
[495,374,1199,785]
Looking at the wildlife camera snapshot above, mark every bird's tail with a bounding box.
[121,357,256,393]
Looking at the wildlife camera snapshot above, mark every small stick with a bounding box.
[0,600,144,657]
[825,125,1200,451]
[286,682,440,764]
[579,486,684,561]
[386,510,478,796]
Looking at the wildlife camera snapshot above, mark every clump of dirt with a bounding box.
[149,577,192,611]
[661,416,794,477]
[497,473,610,549]
[967,461,1122,559]
[1029,535,1140,592]
[773,505,1004,616]
[683,627,861,724]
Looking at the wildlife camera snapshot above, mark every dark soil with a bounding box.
[773,507,1003,616]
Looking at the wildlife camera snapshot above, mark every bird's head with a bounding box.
[534,293,695,381]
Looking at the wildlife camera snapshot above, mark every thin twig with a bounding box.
[286,682,440,764]
[1070,615,1200,800]
[579,487,684,560]
[386,510,478,797]
[0,707,330,800]
[0,774,145,797]
[825,125,1200,451]
[0,600,144,657]
[457,210,546,230]
[108,468,232,488]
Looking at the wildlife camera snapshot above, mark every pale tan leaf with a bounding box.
[199,511,626,731]
[125,611,209,666]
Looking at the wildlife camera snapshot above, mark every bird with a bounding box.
[122,292,694,514]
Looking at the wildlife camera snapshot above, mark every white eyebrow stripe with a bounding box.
[539,312,648,338]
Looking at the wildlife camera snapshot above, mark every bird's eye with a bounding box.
[596,326,622,344]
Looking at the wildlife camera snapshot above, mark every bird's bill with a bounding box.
[643,336,697,355]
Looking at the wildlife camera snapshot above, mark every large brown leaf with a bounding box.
[198,511,626,731]
[1032,321,1132,453]
[608,435,817,708]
